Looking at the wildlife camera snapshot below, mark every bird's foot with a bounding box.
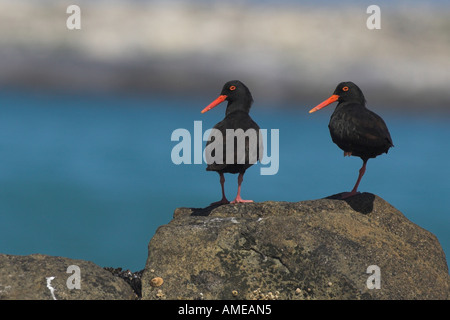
[344,151,352,157]
[210,198,230,206]
[340,191,360,199]
[231,196,254,204]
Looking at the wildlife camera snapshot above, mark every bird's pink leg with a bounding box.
[341,160,367,199]
[210,173,229,205]
[231,173,253,204]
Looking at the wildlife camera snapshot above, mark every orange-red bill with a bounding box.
[309,94,339,113]
[201,95,227,113]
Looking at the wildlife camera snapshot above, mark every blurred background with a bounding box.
[0,0,449,272]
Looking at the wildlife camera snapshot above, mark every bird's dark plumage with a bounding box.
[310,81,393,198]
[202,80,262,204]
[206,111,261,173]
[327,82,393,161]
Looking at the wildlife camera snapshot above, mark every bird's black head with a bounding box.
[309,81,366,114]
[220,80,253,103]
[332,82,366,104]
[201,80,253,115]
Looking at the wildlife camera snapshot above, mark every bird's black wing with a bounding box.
[329,104,393,158]
[205,119,228,171]
[205,112,263,172]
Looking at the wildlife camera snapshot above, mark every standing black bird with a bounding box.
[201,80,263,204]
[309,81,393,198]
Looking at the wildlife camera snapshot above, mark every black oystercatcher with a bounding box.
[309,81,393,198]
[201,80,262,205]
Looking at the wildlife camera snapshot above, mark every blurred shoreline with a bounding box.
[0,0,449,111]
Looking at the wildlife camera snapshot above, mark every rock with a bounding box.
[0,254,137,300]
[104,267,143,298]
[141,193,450,300]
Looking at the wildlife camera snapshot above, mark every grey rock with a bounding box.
[142,193,450,300]
[0,254,137,300]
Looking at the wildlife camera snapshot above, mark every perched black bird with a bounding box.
[201,80,263,204]
[309,81,393,198]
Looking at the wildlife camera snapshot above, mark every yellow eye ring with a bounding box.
[342,86,349,92]
[229,85,236,91]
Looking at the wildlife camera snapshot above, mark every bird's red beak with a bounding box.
[309,94,339,113]
[201,95,227,113]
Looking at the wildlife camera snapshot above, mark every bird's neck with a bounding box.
[337,98,367,110]
[225,99,252,116]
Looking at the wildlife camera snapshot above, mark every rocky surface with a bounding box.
[104,267,143,299]
[0,254,137,300]
[142,193,450,300]
[2,193,448,300]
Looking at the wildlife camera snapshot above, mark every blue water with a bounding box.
[0,90,449,271]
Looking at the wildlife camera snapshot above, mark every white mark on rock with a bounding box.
[0,285,12,294]
[208,217,240,224]
[46,276,57,300]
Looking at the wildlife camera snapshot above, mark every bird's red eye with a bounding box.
[342,86,349,92]
[229,86,236,91]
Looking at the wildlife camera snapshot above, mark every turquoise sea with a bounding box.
[0,89,449,271]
